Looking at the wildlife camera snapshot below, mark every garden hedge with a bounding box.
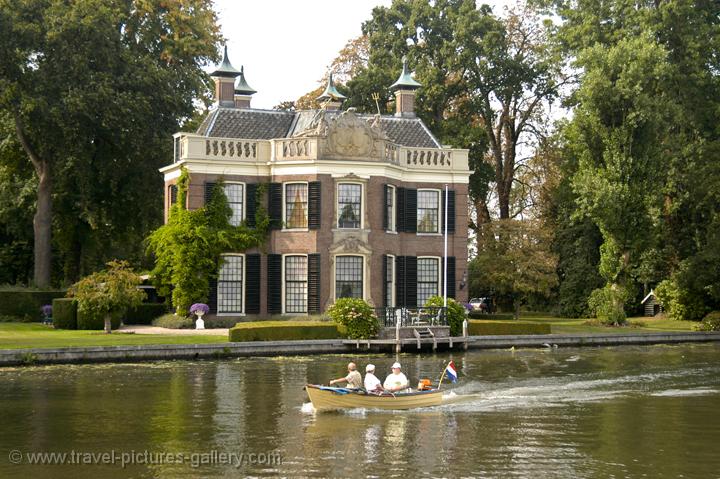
[123,304,168,325]
[0,289,66,321]
[229,321,342,342]
[467,312,514,320]
[468,320,551,335]
[77,309,122,330]
[52,298,78,330]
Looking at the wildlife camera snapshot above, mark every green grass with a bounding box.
[0,323,227,350]
[512,315,697,335]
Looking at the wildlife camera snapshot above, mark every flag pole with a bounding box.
[438,367,447,390]
[443,184,448,309]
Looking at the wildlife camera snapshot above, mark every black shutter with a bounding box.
[396,187,405,232]
[267,254,282,314]
[246,184,257,228]
[446,190,456,234]
[208,279,218,314]
[406,256,417,307]
[383,185,389,231]
[447,256,456,299]
[395,256,406,307]
[382,255,389,306]
[245,254,261,314]
[405,188,417,234]
[308,254,321,314]
[204,182,216,205]
[308,181,321,230]
[268,183,282,230]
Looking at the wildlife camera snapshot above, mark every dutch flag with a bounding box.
[445,361,458,383]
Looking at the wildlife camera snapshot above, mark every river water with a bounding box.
[1,343,719,478]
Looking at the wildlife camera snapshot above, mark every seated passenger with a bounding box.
[329,362,363,389]
[364,364,383,393]
[383,362,409,393]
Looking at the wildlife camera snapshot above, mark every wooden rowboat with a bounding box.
[305,384,443,411]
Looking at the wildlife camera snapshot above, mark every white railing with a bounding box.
[274,138,317,160]
[401,147,453,168]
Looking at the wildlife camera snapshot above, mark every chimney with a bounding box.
[210,46,241,108]
[234,66,257,108]
[390,56,422,118]
[317,73,346,111]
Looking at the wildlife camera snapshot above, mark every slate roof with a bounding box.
[195,108,441,148]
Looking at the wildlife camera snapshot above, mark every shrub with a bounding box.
[655,278,708,321]
[123,304,168,325]
[693,311,720,331]
[228,321,341,342]
[203,316,241,329]
[52,298,77,330]
[588,285,629,325]
[326,298,379,339]
[468,320,551,335]
[468,311,514,320]
[152,314,193,329]
[0,289,66,321]
[423,295,466,336]
[78,309,122,330]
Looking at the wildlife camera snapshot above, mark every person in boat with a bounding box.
[329,362,363,389]
[383,362,409,393]
[364,364,383,393]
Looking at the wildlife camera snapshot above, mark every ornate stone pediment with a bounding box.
[329,234,372,255]
[324,109,387,158]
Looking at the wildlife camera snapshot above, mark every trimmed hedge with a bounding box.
[77,309,122,330]
[0,289,66,321]
[52,298,78,330]
[468,320,551,335]
[229,321,341,342]
[468,311,514,320]
[123,304,168,325]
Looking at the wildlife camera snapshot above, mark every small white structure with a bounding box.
[641,290,662,317]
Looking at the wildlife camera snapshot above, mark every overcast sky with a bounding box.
[212,0,513,109]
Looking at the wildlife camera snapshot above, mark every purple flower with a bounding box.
[41,304,53,316]
[189,303,209,314]
[463,303,473,312]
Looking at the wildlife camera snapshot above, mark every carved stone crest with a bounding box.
[324,109,386,158]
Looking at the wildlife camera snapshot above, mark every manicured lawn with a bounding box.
[514,315,697,335]
[0,323,227,350]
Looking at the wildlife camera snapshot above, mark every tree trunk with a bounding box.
[104,314,112,334]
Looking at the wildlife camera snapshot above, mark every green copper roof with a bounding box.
[234,66,257,95]
[390,56,422,91]
[317,73,347,101]
[210,46,241,78]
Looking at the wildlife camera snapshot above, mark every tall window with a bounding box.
[335,256,363,299]
[285,183,308,229]
[285,255,308,314]
[385,185,395,232]
[218,255,243,314]
[224,183,244,226]
[417,257,439,307]
[337,183,362,229]
[417,189,440,233]
[385,255,395,307]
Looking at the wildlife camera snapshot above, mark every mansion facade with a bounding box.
[161,48,470,316]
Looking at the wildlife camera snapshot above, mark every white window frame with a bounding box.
[217,253,245,316]
[223,181,246,226]
[386,254,396,307]
[336,182,364,230]
[385,185,396,233]
[417,256,441,307]
[333,254,366,301]
[417,188,442,235]
[282,253,308,315]
[283,181,309,231]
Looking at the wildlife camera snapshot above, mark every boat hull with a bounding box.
[305,385,443,411]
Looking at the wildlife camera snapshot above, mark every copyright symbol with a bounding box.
[8,450,22,465]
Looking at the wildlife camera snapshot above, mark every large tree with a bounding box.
[0,0,221,286]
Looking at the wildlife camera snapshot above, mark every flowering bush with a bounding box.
[326,298,379,339]
[41,304,53,317]
[189,303,210,315]
[423,296,466,336]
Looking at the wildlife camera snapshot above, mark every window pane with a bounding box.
[385,257,394,307]
[285,184,308,228]
[386,186,394,231]
[417,258,439,307]
[338,184,361,229]
[218,255,243,313]
[224,183,243,226]
[336,256,363,299]
[285,256,307,314]
[417,190,439,233]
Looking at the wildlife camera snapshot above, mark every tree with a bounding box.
[69,260,145,333]
[0,0,221,286]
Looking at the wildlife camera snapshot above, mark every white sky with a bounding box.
[212,0,514,109]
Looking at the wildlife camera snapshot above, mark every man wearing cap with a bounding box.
[329,362,363,389]
[364,364,383,393]
[383,362,409,392]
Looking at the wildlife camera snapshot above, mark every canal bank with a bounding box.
[2,331,720,366]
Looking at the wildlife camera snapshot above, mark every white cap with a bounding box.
[366,364,375,372]
[392,362,402,369]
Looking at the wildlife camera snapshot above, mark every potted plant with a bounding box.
[190,303,209,330]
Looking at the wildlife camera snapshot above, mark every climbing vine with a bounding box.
[146,168,267,314]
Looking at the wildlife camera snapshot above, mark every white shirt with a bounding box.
[383,372,409,391]
[364,372,381,391]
